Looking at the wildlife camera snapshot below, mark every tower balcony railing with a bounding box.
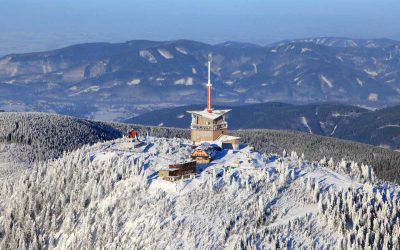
[191,123,227,130]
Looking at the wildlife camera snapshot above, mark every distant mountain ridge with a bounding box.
[1,37,400,120]
[126,102,400,150]
[267,37,399,48]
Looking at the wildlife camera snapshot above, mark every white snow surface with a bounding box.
[158,49,174,59]
[301,48,312,53]
[301,116,312,134]
[320,75,333,88]
[368,93,379,101]
[232,70,241,75]
[224,80,234,85]
[378,124,400,129]
[252,63,258,73]
[175,47,188,55]
[69,85,101,96]
[127,79,141,85]
[356,78,364,86]
[364,69,378,77]
[330,124,338,136]
[336,55,344,62]
[386,79,396,83]
[1,137,399,249]
[174,77,193,86]
[139,50,157,63]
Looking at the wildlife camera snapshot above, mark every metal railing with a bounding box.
[191,123,227,130]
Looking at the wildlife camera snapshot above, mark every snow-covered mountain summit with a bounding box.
[1,136,399,249]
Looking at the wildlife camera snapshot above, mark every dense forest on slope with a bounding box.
[334,105,400,148]
[126,102,365,132]
[0,112,400,248]
[0,113,122,163]
[233,129,400,185]
[1,112,400,184]
[128,102,400,150]
[0,137,399,249]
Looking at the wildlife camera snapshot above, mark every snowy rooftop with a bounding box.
[159,168,179,172]
[187,109,231,120]
[194,135,241,146]
[194,142,220,152]
[216,135,240,143]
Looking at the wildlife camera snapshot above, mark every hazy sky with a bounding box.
[1,0,399,54]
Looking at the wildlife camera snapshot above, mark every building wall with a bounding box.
[171,161,196,176]
[191,128,227,142]
[193,115,225,126]
[212,128,227,140]
[196,116,213,126]
[159,162,196,178]
[214,116,224,125]
[223,138,239,144]
[193,157,211,164]
[159,170,178,178]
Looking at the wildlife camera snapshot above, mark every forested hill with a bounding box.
[0,112,122,163]
[127,102,400,150]
[1,112,400,184]
[125,102,365,131]
[1,131,400,248]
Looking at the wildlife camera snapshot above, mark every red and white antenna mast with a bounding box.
[206,54,212,113]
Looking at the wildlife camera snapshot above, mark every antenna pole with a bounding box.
[206,54,212,113]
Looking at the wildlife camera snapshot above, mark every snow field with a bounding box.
[158,49,174,59]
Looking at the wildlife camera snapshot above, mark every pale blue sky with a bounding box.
[0,0,399,54]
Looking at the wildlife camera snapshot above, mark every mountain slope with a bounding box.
[126,102,365,133]
[333,105,400,146]
[0,136,399,249]
[1,38,400,120]
[0,112,186,161]
[0,112,122,164]
[127,102,400,150]
[1,112,400,184]
[234,129,400,185]
[0,112,190,180]
[268,37,399,48]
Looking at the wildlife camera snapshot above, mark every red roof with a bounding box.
[127,130,138,138]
